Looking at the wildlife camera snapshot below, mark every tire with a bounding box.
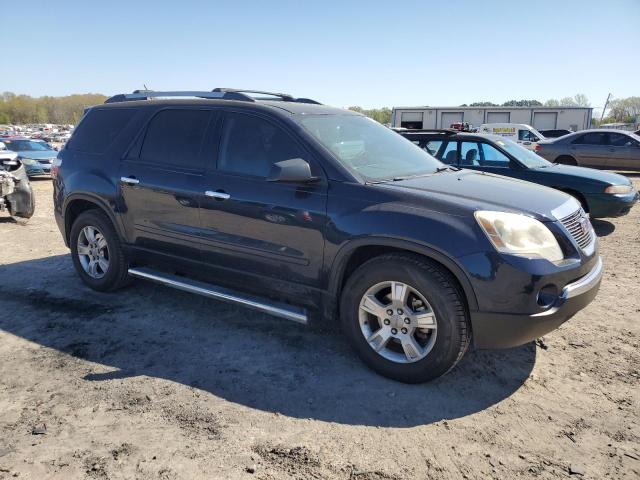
[340,253,471,383]
[555,155,577,166]
[69,209,131,292]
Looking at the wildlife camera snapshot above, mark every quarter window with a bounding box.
[68,108,136,154]
[218,113,304,178]
[139,109,211,169]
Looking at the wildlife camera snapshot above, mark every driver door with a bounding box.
[199,111,329,289]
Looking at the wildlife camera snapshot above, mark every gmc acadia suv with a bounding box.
[53,89,603,383]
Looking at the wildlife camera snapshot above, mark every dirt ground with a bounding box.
[0,178,638,480]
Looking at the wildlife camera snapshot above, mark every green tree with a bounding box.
[348,106,392,125]
[502,99,543,107]
[0,92,108,124]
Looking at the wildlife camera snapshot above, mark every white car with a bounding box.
[478,123,546,151]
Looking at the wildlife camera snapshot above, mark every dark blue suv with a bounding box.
[53,89,603,383]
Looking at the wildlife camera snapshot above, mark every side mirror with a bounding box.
[267,158,318,183]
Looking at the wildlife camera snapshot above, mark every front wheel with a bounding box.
[340,253,471,383]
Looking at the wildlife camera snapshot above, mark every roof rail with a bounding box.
[400,129,458,135]
[212,88,321,104]
[104,89,322,105]
[104,90,252,104]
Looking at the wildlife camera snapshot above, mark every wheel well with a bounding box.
[337,245,471,311]
[555,155,577,165]
[64,199,104,241]
[556,188,589,212]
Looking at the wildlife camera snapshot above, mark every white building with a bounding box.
[391,106,593,131]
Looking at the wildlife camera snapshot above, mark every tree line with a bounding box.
[2,91,637,127]
[0,92,107,125]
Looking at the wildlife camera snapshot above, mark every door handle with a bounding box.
[205,190,230,200]
[120,176,140,185]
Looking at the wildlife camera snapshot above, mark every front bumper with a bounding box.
[23,162,52,177]
[471,257,603,349]
[587,191,638,218]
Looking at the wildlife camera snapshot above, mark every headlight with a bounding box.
[19,157,38,165]
[604,185,633,194]
[475,210,564,262]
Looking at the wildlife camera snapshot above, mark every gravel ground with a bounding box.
[0,178,638,480]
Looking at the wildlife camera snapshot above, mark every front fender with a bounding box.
[328,236,479,312]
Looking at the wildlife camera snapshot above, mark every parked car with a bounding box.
[539,129,572,138]
[477,123,545,151]
[1,137,58,176]
[53,89,603,383]
[399,130,637,218]
[0,142,35,219]
[536,129,640,171]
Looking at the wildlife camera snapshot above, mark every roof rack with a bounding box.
[399,129,458,135]
[212,88,321,104]
[104,88,321,105]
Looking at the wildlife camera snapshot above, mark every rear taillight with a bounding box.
[534,144,542,151]
[51,157,62,177]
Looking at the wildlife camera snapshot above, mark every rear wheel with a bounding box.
[555,155,577,166]
[340,253,471,383]
[70,210,131,292]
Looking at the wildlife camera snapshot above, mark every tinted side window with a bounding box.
[608,133,633,147]
[67,108,136,154]
[573,132,606,145]
[219,113,304,177]
[460,141,480,166]
[480,143,511,166]
[139,109,211,169]
[439,141,458,164]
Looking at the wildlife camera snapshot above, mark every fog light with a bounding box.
[537,284,559,308]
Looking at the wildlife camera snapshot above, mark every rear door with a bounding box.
[118,108,213,260]
[570,132,609,168]
[199,110,329,289]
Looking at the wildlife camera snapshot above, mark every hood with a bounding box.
[378,169,577,222]
[15,150,57,160]
[538,164,633,186]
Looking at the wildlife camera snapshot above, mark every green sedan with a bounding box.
[400,130,638,218]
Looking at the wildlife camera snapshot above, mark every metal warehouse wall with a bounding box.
[392,107,593,131]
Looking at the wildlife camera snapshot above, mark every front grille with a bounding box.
[560,208,593,250]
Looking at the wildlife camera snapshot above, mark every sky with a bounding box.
[2,0,639,112]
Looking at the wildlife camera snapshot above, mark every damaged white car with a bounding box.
[0,141,35,219]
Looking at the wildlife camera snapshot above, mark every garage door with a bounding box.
[533,112,557,130]
[400,112,423,129]
[441,112,463,128]
[486,112,510,123]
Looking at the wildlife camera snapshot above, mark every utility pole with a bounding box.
[599,93,612,124]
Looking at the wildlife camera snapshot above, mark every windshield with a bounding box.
[298,115,442,181]
[3,140,54,152]
[496,138,552,168]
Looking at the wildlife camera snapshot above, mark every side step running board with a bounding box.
[128,267,308,324]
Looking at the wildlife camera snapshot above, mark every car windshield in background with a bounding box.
[4,140,54,152]
[299,115,442,181]
[497,138,552,168]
